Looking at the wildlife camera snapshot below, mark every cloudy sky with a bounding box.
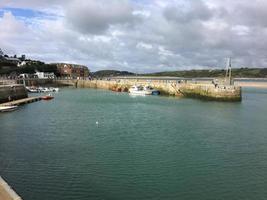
[0,0,267,72]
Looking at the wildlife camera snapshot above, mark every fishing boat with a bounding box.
[0,105,18,112]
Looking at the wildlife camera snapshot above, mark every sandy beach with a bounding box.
[234,81,267,88]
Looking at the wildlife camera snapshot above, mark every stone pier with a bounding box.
[55,79,242,101]
[0,85,28,103]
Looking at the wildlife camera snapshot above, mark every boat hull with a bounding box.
[0,106,18,112]
[129,90,152,95]
[41,96,54,100]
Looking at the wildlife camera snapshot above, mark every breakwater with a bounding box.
[55,79,242,101]
[0,85,28,103]
[0,78,242,101]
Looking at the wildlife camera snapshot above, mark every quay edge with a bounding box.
[0,176,23,200]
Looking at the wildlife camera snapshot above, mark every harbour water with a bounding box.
[1,88,267,200]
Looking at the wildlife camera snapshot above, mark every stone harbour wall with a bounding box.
[0,84,28,103]
[55,79,241,101]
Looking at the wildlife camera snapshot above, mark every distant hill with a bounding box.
[92,68,267,78]
[144,68,267,78]
[91,70,135,77]
[0,61,59,76]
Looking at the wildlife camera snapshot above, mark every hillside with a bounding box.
[91,68,267,78]
[143,68,267,78]
[0,62,59,76]
[91,70,135,77]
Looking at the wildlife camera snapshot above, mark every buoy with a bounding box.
[96,121,99,126]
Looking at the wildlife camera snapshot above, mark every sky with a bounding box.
[0,0,267,72]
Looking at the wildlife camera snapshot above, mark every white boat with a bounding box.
[26,86,59,93]
[26,86,39,93]
[129,85,153,95]
[41,87,51,93]
[0,105,18,112]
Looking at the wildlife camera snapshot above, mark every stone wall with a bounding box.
[0,85,28,103]
[54,79,242,101]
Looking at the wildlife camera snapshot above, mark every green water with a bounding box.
[1,88,267,200]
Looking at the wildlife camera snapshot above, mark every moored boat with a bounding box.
[26,86,39,93]
[129,85,152,95]
[129,85,160,95]
[0,105,18,112]
[26,86,59,93]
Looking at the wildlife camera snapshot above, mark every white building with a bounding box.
[35,72,55,79]
[18,73,30,79]
[17,61,27,67]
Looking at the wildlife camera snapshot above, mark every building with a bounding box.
[4,57,21,65]
[17,61,27,67]
[35,71,55,79]
[55,63,90,79]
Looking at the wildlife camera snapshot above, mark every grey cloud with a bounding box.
[233,2,267,27]
[163,1,213,24]
[65,0,138,35]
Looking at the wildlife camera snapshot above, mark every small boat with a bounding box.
[0,105,18,112]
[129,85,160,95]
[26,86,39,93]
[129,85,152,95]
[41,94,54,100]
[26,86,59,93]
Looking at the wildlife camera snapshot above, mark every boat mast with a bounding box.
[228,57,232,85]
[225,57,232,85]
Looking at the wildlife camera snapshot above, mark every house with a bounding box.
[17,61,27,67]
[4,57,21,65]
[35,72,55,79]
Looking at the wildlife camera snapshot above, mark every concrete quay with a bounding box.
[0,177,22,200]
